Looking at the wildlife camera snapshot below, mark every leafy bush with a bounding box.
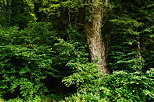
[0,45,54,98]
[0,22,89,100]
[63,67,154,102]
[0,23,57,99]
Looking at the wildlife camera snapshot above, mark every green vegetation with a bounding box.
[0,0,153,102]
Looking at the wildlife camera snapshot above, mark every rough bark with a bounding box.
[84,0,109,73]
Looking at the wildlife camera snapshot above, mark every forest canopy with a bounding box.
[0,0,154,102]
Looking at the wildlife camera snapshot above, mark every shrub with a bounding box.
[0,23,57,99]
[63,67,154,102]
[0,23,89,100]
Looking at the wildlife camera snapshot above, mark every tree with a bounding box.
[35,0,109,73]
[0,0,34,28]
[84,0,108,73]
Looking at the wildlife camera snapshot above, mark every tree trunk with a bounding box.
[135,35,144,71]
[84,0,109,73]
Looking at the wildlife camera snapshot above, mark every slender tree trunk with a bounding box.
[84,0,109,73]
[135,35,144,71]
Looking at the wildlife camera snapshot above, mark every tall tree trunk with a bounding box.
[135,35,144,71]
[84,0,108,73]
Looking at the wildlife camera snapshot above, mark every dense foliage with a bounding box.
[0,0,153,102]
[63,68,154,102]
[0,23,88,101]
